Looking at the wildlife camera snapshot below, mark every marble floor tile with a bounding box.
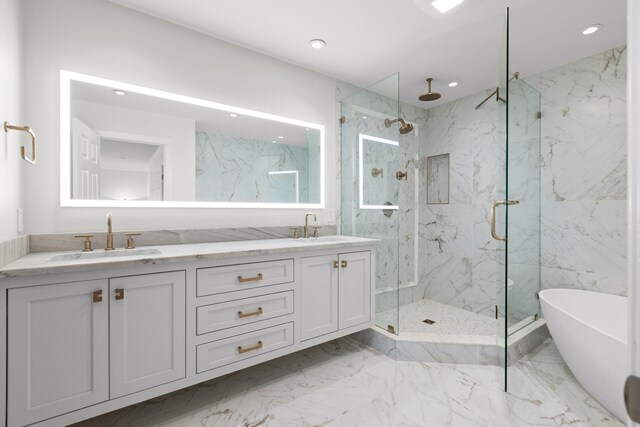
[74,338,624,427]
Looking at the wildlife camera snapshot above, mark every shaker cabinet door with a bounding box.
[109,271,186,398]
[7,280,109,427]
[338,251,371,329]
[300,254,339,341]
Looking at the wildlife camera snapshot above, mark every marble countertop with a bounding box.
[0,236,378,279]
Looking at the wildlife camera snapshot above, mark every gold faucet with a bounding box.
[106,213,114,251]
[304,213,316,238]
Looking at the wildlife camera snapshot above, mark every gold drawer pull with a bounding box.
[237,273,263,283]
[92,290,103,303]
[238,307,263,319]
[333,260,339,269]
[238,341,263,354]
[341,260,348,268]
[115,288,125,300]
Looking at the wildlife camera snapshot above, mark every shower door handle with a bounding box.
[490,199,519,242]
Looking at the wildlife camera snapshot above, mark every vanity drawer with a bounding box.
[196,322,294,374]
[196,259,294,297]
[196,291,294,335]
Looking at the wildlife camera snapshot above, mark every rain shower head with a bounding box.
[384,117,414,134]
[419,78,442,102]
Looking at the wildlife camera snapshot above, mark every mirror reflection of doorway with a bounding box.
[70,118,170,201]
[100,138,164,201]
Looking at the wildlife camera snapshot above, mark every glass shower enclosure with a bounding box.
[339,74,404,335]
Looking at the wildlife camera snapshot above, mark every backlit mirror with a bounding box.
[60,70,324,208]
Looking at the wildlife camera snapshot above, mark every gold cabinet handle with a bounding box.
[238,307,263,319]
[114,288,125,300]
[92,290,103,303]
[341,260,348,268]
[237,273,263,283]
[333,260,339,269]
[238,341,263,354]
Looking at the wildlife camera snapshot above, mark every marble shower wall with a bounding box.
[419,45,627,320]
[533,46,627,296]
[337,80,425,316]
[419,90,504,318]
[195,131,313,203]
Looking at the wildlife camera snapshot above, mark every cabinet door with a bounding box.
[338,251,371,330]
[110,271,186,398]
[8,280,109,427]
[300,254,338,341]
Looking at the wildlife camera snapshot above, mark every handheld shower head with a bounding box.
[419,78,442,102]
[384,118,414,134]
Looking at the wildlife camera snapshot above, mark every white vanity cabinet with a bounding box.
[109,271,186,398]
[0,238,375,427]
[300,251,371,341]
[6,271,186,427]
[7,280,110,427]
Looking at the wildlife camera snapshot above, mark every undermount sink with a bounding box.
[49,248,161,262]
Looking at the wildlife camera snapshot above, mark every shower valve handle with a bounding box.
[395,171,408,181]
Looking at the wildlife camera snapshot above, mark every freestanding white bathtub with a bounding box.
[539,289,628,422]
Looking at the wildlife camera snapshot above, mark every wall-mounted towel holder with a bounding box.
[4,121,36,164]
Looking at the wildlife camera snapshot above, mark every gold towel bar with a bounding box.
[4,121,36,164]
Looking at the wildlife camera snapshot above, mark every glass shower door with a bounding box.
[496,7,542,391]
[340,73,402,335]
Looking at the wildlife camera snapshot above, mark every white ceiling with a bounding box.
[110,0,626,108]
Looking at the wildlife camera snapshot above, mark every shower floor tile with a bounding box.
[376,298,498,337]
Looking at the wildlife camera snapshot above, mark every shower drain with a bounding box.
[422,319,436,325]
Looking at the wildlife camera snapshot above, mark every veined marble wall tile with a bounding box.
[509,138,542,203]
[540,47,626,137]
[541,200,626,280]
[195,132,312,203]
[540,265,626,296]
[542,125,626,202]
[420,205,473,258]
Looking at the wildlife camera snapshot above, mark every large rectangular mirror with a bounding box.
[60,70,324,208]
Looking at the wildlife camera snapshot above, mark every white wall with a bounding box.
[100,169,148,201]
[23,0,337,234]
[0,0,23,240]
[72,99,196,200]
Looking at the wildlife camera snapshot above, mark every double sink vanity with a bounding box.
[0,225,376,427]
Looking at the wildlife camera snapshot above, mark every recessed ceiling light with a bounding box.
[308,39,326,49]
[230,113,238,118]
[432,0,464,14]
[582,24,602,35]
[113,89,126,96]
[271,140,277,143]
[278,135,284,139]
[305,128,309,131]
[448,82,458,87]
